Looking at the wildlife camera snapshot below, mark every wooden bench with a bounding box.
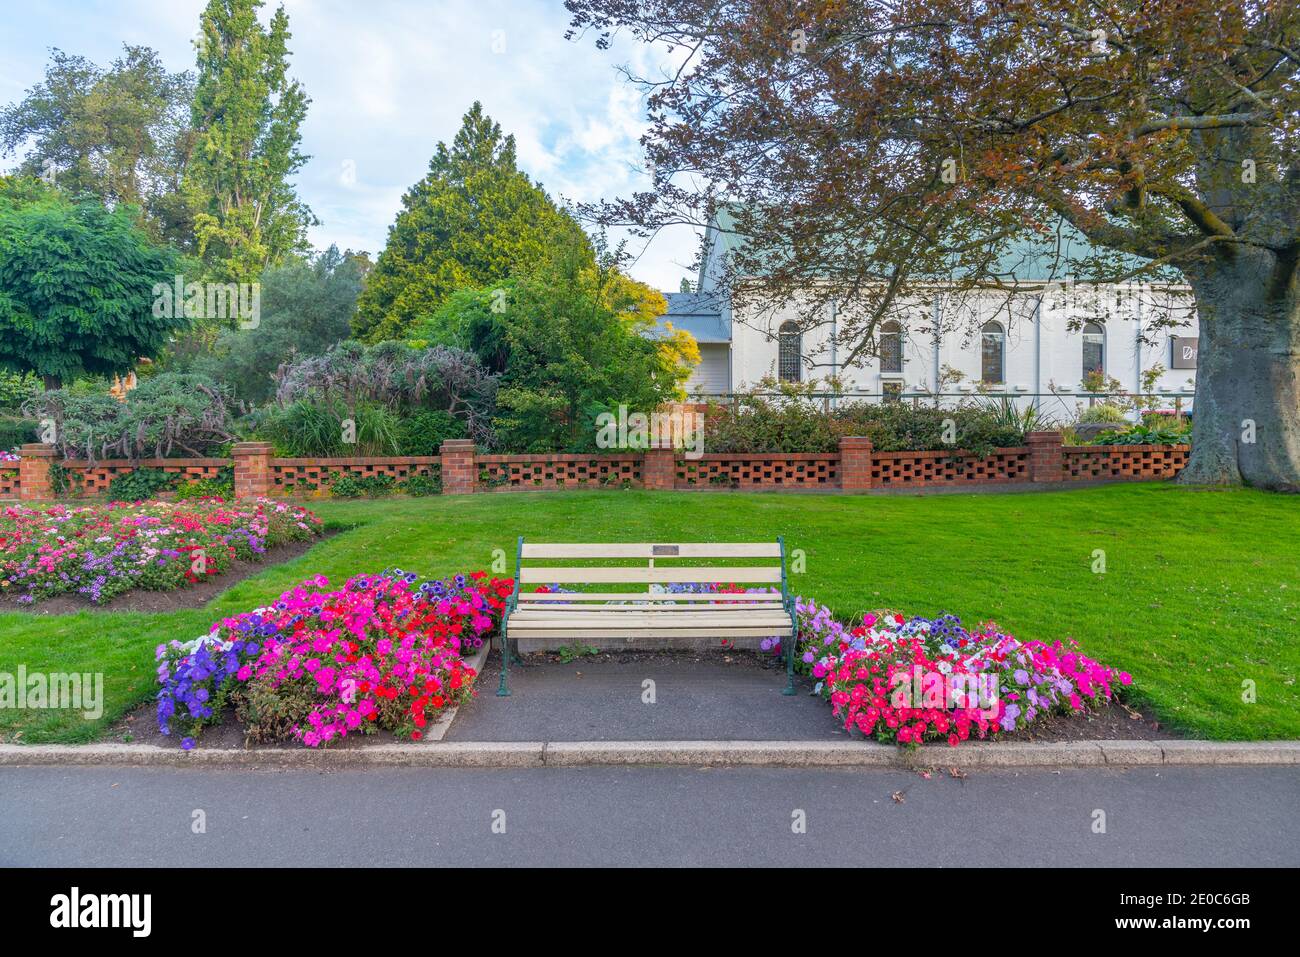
[497,538,799,697]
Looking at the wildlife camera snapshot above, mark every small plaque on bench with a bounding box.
[652,545,680,556]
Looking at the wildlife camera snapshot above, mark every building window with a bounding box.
[980,320,1005,384]
[880,320,903,373]
[1082,322,1105,378]
[882,381,903,403]
[778,321,802,382]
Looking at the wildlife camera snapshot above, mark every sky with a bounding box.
[0,0,701,292]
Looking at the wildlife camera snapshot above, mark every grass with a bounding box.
[1,484,1297,743]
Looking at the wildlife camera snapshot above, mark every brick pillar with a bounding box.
[1027,431,1064,483]
[232,442,275,500]
[643,447,677,490]
[18,443,57,502]
[440,439,477,495]
[839,436,875,491]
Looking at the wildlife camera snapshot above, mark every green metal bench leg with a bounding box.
[783,622,797,696]
[496,631,511,697]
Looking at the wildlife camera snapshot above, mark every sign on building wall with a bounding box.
[1170,337,1198,369]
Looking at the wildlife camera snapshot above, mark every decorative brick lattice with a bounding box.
[871,448,1031,486]
[676,453,840,488]
[1062,444,1190,480]
[61,459,230,497]
[476,454,643,490]
[0,466,19,499]
[271,457,441,494]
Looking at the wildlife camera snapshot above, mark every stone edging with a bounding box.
[1,740,1297,770]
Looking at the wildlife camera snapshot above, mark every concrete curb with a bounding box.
[2,739,1298,769]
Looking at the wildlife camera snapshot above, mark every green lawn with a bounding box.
[2,484,1297,743]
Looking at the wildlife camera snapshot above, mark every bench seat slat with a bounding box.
[519,566,782,584]
[516,592,782,602]
[520,543,783,559]
[512,603,784,612]
[506,627,794,639]
[510,612,792,625]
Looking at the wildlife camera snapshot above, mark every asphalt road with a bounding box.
[2,764,1297,867]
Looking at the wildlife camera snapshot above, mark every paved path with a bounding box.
[451,654,841,741]
[3,765,1297,866]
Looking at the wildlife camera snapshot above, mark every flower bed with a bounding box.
[630,586,1133,745]
[0,498,323,605]
[785,599,1131,745]
[156,569,514,748]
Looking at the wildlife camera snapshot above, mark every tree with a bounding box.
[566,0,1300,491]
[188,246,367,403]
[354,102,593,343]
[454,245,694,452]
[0,193,183,389]
[184,0,314,282]
[0,46,195,245]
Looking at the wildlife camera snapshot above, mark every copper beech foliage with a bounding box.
[566,0,1300,487]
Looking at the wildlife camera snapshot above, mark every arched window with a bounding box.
[778,321,802,382]
[1082,322,1105,378]
[880,320,903,373]
[980,320,1005,384]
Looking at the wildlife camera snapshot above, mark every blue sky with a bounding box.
[0,0,699,291]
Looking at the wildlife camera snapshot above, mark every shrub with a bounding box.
[0,370,41,411]
[401,472,442,496]
[255,399,400,457]
[0,414,36,450]
[1093,423,1191,446]
[273,339,496,444]
[395,409,466,455]
[22,373,239,463]
[1075,402,1130,424]
[703,388,1027,457]
[107,467,178,502]
[329,471,363,499]
[174,467,236,502]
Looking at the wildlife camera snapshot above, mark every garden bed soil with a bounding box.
[108,701,419,750]
[1,532,336,616]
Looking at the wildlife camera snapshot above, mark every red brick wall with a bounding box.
[871,448,1032,486]
[676,452,840,489]
[474,451,643,490]
[1062,444,1190,480]
[0,465,19,500]
[3,438,1194,503]
[270,456,440,495]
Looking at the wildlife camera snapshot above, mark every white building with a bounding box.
[659,208,1200,417]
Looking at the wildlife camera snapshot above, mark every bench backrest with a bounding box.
[512,539,787,588]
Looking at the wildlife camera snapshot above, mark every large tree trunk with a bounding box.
[42,374,62,392]
[1179,251,1300,492]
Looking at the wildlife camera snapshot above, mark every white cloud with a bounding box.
[1,0,699,290]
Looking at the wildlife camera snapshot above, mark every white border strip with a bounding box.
[2,740,1298,769]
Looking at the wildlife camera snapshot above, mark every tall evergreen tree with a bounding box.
[354,102,592,342]
[183,0,314,283]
